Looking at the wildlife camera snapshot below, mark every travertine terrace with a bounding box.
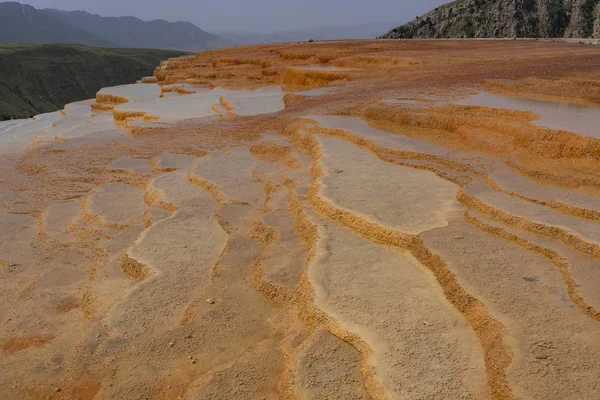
[2,40,600,399]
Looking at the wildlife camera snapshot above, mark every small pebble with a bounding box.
[168,341,175,347]
[206,298,215,304]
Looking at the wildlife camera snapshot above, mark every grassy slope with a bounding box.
[0,44,187,120]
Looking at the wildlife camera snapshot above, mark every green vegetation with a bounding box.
[0,43,187,119]
[0,43,39,50]
[547,0,570,38]
[582,0,600,37]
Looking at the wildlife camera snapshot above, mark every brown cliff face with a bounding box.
[380,0,600,39]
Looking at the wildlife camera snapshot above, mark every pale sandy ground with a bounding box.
[1,40,600,400]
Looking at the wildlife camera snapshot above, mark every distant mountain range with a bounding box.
[219,22,400,45]
[0,2,404,51]
[0,2,233,51]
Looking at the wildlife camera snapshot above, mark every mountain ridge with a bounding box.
[42,7,234,51]
[0,2,232,51]
[0,2,117,47]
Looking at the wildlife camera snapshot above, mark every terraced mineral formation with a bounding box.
[2,39,600,400]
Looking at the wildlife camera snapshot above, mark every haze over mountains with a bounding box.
[1,2,402,50]
[218,21,400,45]
[0,2,233,51]
[5,0,599,55]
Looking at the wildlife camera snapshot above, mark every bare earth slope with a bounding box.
[1,39,600,400]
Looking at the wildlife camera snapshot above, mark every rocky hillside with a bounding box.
[380,0,600,38]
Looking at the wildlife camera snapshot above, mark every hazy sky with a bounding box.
[16,0,448,33]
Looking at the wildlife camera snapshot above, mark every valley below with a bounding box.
[1,39,600,399]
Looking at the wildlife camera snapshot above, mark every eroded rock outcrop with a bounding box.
[381,0,600,38]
